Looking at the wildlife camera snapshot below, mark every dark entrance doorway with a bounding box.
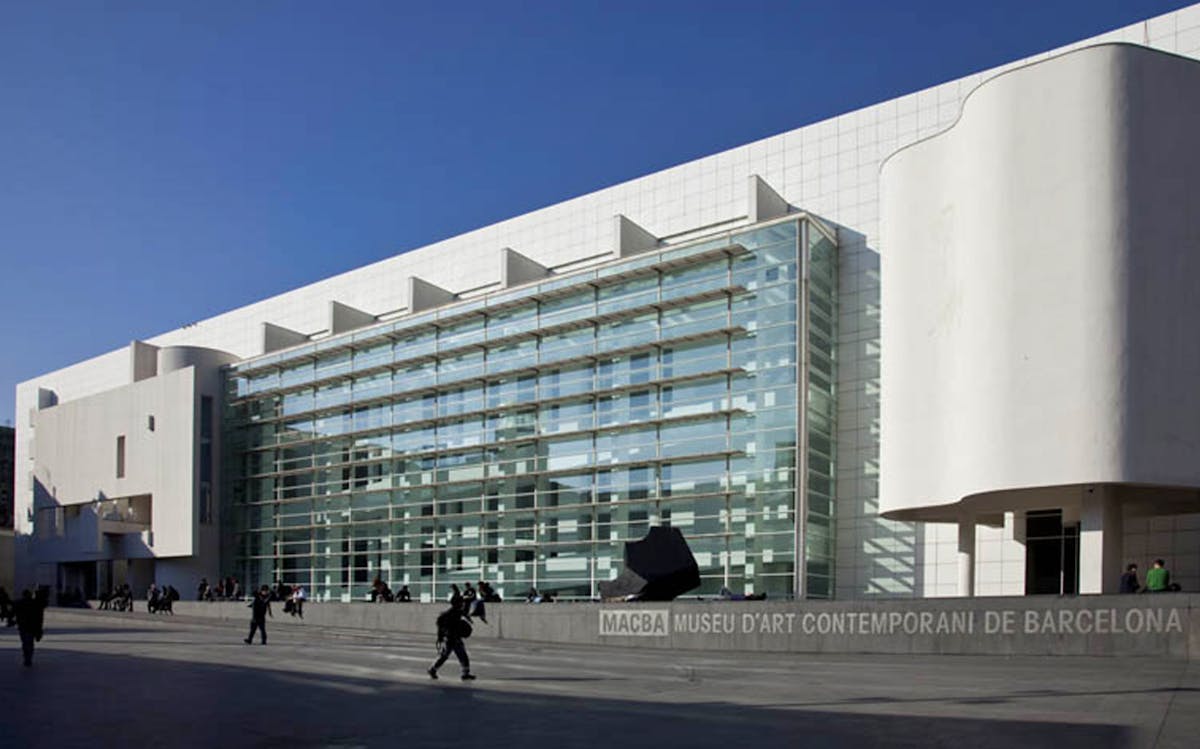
[1025,509,1079,595]
[58,561,98,601]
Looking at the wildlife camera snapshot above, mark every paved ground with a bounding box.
[1,609,1197,748]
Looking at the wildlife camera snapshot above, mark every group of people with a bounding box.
[147,584,181,614]
[1120,559,1183,594]
[369,578,411,603]
[97,584,135,611]
[280,582,306,619]
[197,576,243,601]
[523,587,554,603]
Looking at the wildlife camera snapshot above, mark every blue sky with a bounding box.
[0,0,1192,424]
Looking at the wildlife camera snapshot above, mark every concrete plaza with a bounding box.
[1,608,1197,748]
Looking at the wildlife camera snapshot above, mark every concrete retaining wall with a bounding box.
[144,594,1200,659]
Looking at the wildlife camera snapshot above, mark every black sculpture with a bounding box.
[599,526,700,601]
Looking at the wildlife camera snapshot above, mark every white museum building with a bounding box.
[12,5,1200,602]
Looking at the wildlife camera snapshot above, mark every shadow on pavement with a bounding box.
[0,644,1132,749]
[41,627,160,637]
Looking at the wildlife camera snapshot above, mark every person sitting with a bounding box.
[290,585,306,618]
[1119,563,1141,594]
[1145,559,1174,592]
[396,585,412,603]
[478,580,501,603]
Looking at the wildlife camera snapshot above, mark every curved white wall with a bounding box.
[880,44,1200,520]
[156,345,238,375]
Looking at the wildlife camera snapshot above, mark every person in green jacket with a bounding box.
[1144,559,1171,592]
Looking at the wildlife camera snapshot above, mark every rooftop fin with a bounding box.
[129,340,159,383]
[613,214,659,257]
[36,387,58,410]
[748,174,790,222]
[329,301,375,335]
[408,276,456,314]
[501,247,550,288]
[262,322,309,354]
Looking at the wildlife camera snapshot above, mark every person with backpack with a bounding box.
[427,604,475,681]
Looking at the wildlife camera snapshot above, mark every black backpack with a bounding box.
[436,608,471,639]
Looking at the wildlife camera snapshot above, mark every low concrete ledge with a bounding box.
[119,594,1200,659]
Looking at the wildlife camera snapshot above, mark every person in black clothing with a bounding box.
[478,580,500,603]
[396,585,411,602]
[448,584,463,613]
[1119,563,1141,594]
[0,587,12,626]
[427,605,475,681]
[14,589,46,667]
[244,586,273,645]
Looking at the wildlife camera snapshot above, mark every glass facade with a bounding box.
[224,218,836,602]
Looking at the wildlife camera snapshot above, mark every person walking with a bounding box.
[244,585,273,644]
[13,589,46,667]
[427,604,475,681]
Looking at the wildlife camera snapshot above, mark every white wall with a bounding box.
[31,366,197,558]
[881,43,1200,520]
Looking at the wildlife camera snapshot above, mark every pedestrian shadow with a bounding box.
[497,676,624,682]
[6,627,158,637]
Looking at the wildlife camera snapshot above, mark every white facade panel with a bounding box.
[31,367,196,555]
[880,44,1200,519]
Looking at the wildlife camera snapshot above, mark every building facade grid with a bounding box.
[226,218,836,602]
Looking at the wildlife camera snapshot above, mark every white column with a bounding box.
[1079,485,1123,594]
[957,513,976,597]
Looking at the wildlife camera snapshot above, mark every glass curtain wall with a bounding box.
[224,218,837,602]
